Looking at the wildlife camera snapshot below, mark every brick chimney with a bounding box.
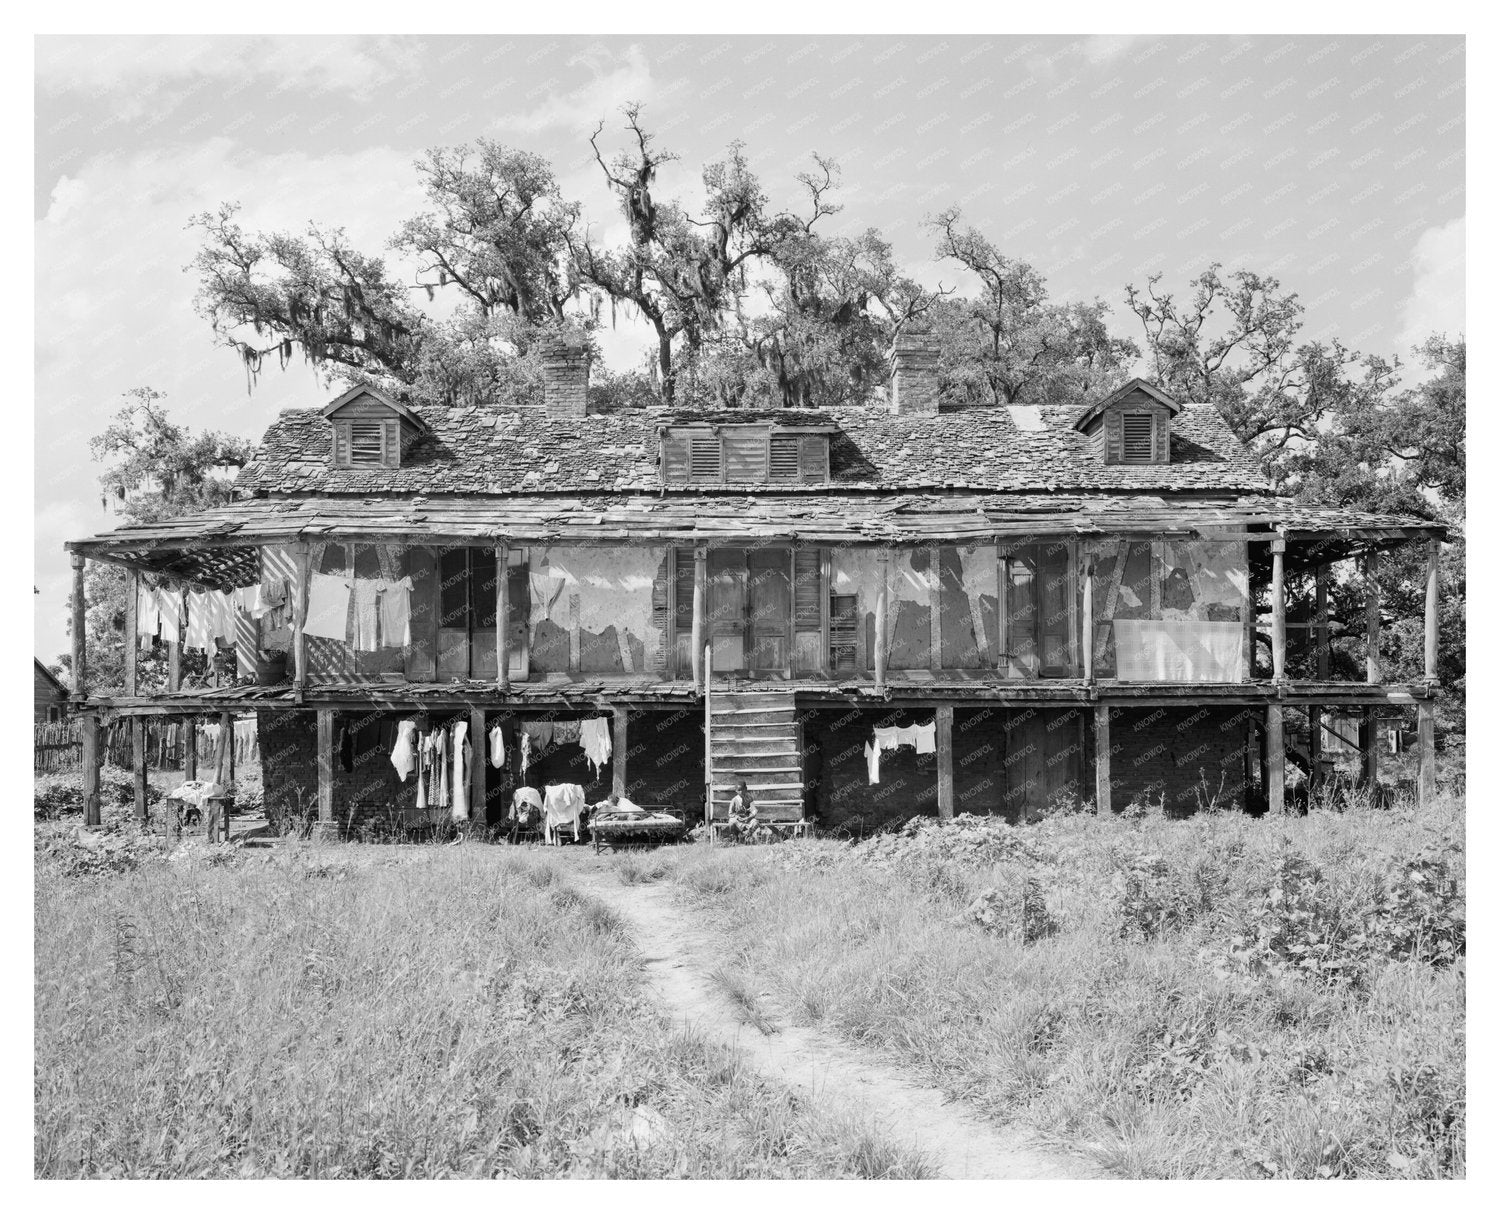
[888,332,940,415]
[540,336,590,419]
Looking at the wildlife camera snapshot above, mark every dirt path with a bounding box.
[572,867,1104,1180]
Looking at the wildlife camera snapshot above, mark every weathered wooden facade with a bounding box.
[65,336,1447,834]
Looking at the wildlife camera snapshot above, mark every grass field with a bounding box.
[34,839,931,1178]
[655,794,1466,1178]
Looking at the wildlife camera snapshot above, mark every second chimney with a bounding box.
[541,336,590,419]
[888,332,940,415]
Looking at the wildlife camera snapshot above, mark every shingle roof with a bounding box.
[233,398,1270,496]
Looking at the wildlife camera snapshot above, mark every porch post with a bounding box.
[496,542,510,692]
[1266,704,1285,815]
[874,549,890,692]
[1094,704,1112,816]
[293,540,311,700]
[1311,564,1328,793]
[316,709,335,829]
[612,705,628,798]
[691,546,707,691]
[1082,548,1095,684]
[124,570,139,696]
[132,720,148,826]
[69,551,87,696]
[215,711,232,841]
[1360,708,1379,789]
[1270,537,1286,683]
[184,717,198,781]
[81,712,101,828]
[470,704,487,831]
[1418,699,1437,808]
[1365,550,1381,684]
[935,704,954,820]
[1425,539,1440,683]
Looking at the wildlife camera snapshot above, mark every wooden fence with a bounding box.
[34,718,259,773]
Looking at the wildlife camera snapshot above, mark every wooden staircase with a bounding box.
[707,688,804,822]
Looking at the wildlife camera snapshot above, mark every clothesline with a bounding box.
[864,719,937,784]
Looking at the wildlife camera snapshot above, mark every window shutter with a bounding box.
[333,423,350,466]
[673,548,695,629]
[723,429,767,481]
[800,435,828,484]
[770,434,801,482]
[829,593,858,672]
[662,431,691,482]
[793,548,822,628]
[384,420,401,467]
[688,432,721,482]
[1154,413,1169,463]
[347,420,386,467]
[1104,411,1123,463]
[1121,414,1155,463]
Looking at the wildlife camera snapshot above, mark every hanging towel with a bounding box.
[207,592,236,645]
[184,591,213,651]
[865,741,880,784]
[488,723,505,768]
[553,720,581,745]
[580,717,612,776]
[391,720,416,781]
[914,721,937,754]
[136,584,160,638]
[304,574,351,641]
[379,576,413,648]
[451,720,470,821]
[155,587,182,638]
[351,582,382,651]
[524,721,554,748]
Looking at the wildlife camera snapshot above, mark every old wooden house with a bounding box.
[65,335,1447,833]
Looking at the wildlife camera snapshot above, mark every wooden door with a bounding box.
[746,547,791,676]
[707,548,748,673]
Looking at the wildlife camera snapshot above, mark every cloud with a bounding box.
[498,43,653,134]
[35,35,421,99]
[1395,216,1465,354]
[1078,35,1143,64]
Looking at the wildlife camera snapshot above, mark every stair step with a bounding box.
[709,719,798,732]
[711,765,802,777]
[711,691,798,705]
[711,741,801,756]
[709,705,797,718]
[712,781,804,793]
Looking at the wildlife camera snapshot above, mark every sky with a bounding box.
[33,33,1465,664]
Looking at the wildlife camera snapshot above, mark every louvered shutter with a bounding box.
[793,548,822,628]
[1121,414,1155,463]
[348,420,385,466]
[333,423,350,466]
[769,434,801,482]
[829,593,858,672]
[1154,413,1169,463]
[723,429,767,482]
[688,432,721,482]
[1104,411,1123,463]
[662,430,691,482]
[384,420,401,467]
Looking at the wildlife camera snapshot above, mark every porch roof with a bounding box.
[66,491,1447,587]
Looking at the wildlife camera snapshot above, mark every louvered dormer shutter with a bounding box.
[723,429,768,482]
[688,432,721,482]
[347,420,387,466]
[1103,411,1123,463]
[1121,414,1155,463]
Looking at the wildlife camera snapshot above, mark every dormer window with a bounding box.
[661,424,832,486]
[1073,378,1179,466]
[321,384,429,471]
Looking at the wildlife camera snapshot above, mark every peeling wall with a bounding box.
[528,545,664,674]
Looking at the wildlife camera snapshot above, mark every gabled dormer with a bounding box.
[659,422,834,486]
[1073,378,1180,465]
[322,385,430,469]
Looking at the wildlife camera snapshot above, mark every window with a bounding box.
[662,426,830,486]
[334,418,399,468]
[1121,413,1155,463]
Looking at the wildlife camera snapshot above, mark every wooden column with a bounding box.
[1266,704,1285,816]
[935,704,954,820]
[1418,699,1437,808]
[1365,550,1381,684]
[293,541,311,699]
[996,545,1009,677]
[1081,550,1095,683]
[184,717,198,781]
[873,549,890,691]
[496,543,510,692]
[691,546,707,691]
[1425,539,1440,683]
[928,544,942,671]
[612,705,629,798]
[131,720,148,825]
[1360,709,1379,789]
[1310,565,1328,792]
[1270,537,1286,683]
[1094,704,1111,816]
[81,712,101,827]
[69,552,87,696]
[124,570,139,696]
[470,705,487,831]
[316,709,335,827]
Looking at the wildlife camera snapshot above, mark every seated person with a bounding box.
[720,781,758,842]
[508,786,544,840]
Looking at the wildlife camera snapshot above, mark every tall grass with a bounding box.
[35,842,927,1178]
[667,796,1465,1178]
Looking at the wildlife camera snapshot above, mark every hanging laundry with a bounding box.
[553,720,581,745]
[416,731,430,809]
[205,592,236,645]
[524,721,555,748]
[865,741,880,784]
[914,722,937,754]
[253,576,288,621]
[542,783,586,844]
[184,591,210,651]
[519,730,531,776]
[155,587,182,638]
[391,720,416,781]
[351,581,382,651]
[580,717,612,776]
[451,720,470,821]
[304,574,351,641]
[488,722,505,768]
[379,576,413,648]
[136,584,161,638]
